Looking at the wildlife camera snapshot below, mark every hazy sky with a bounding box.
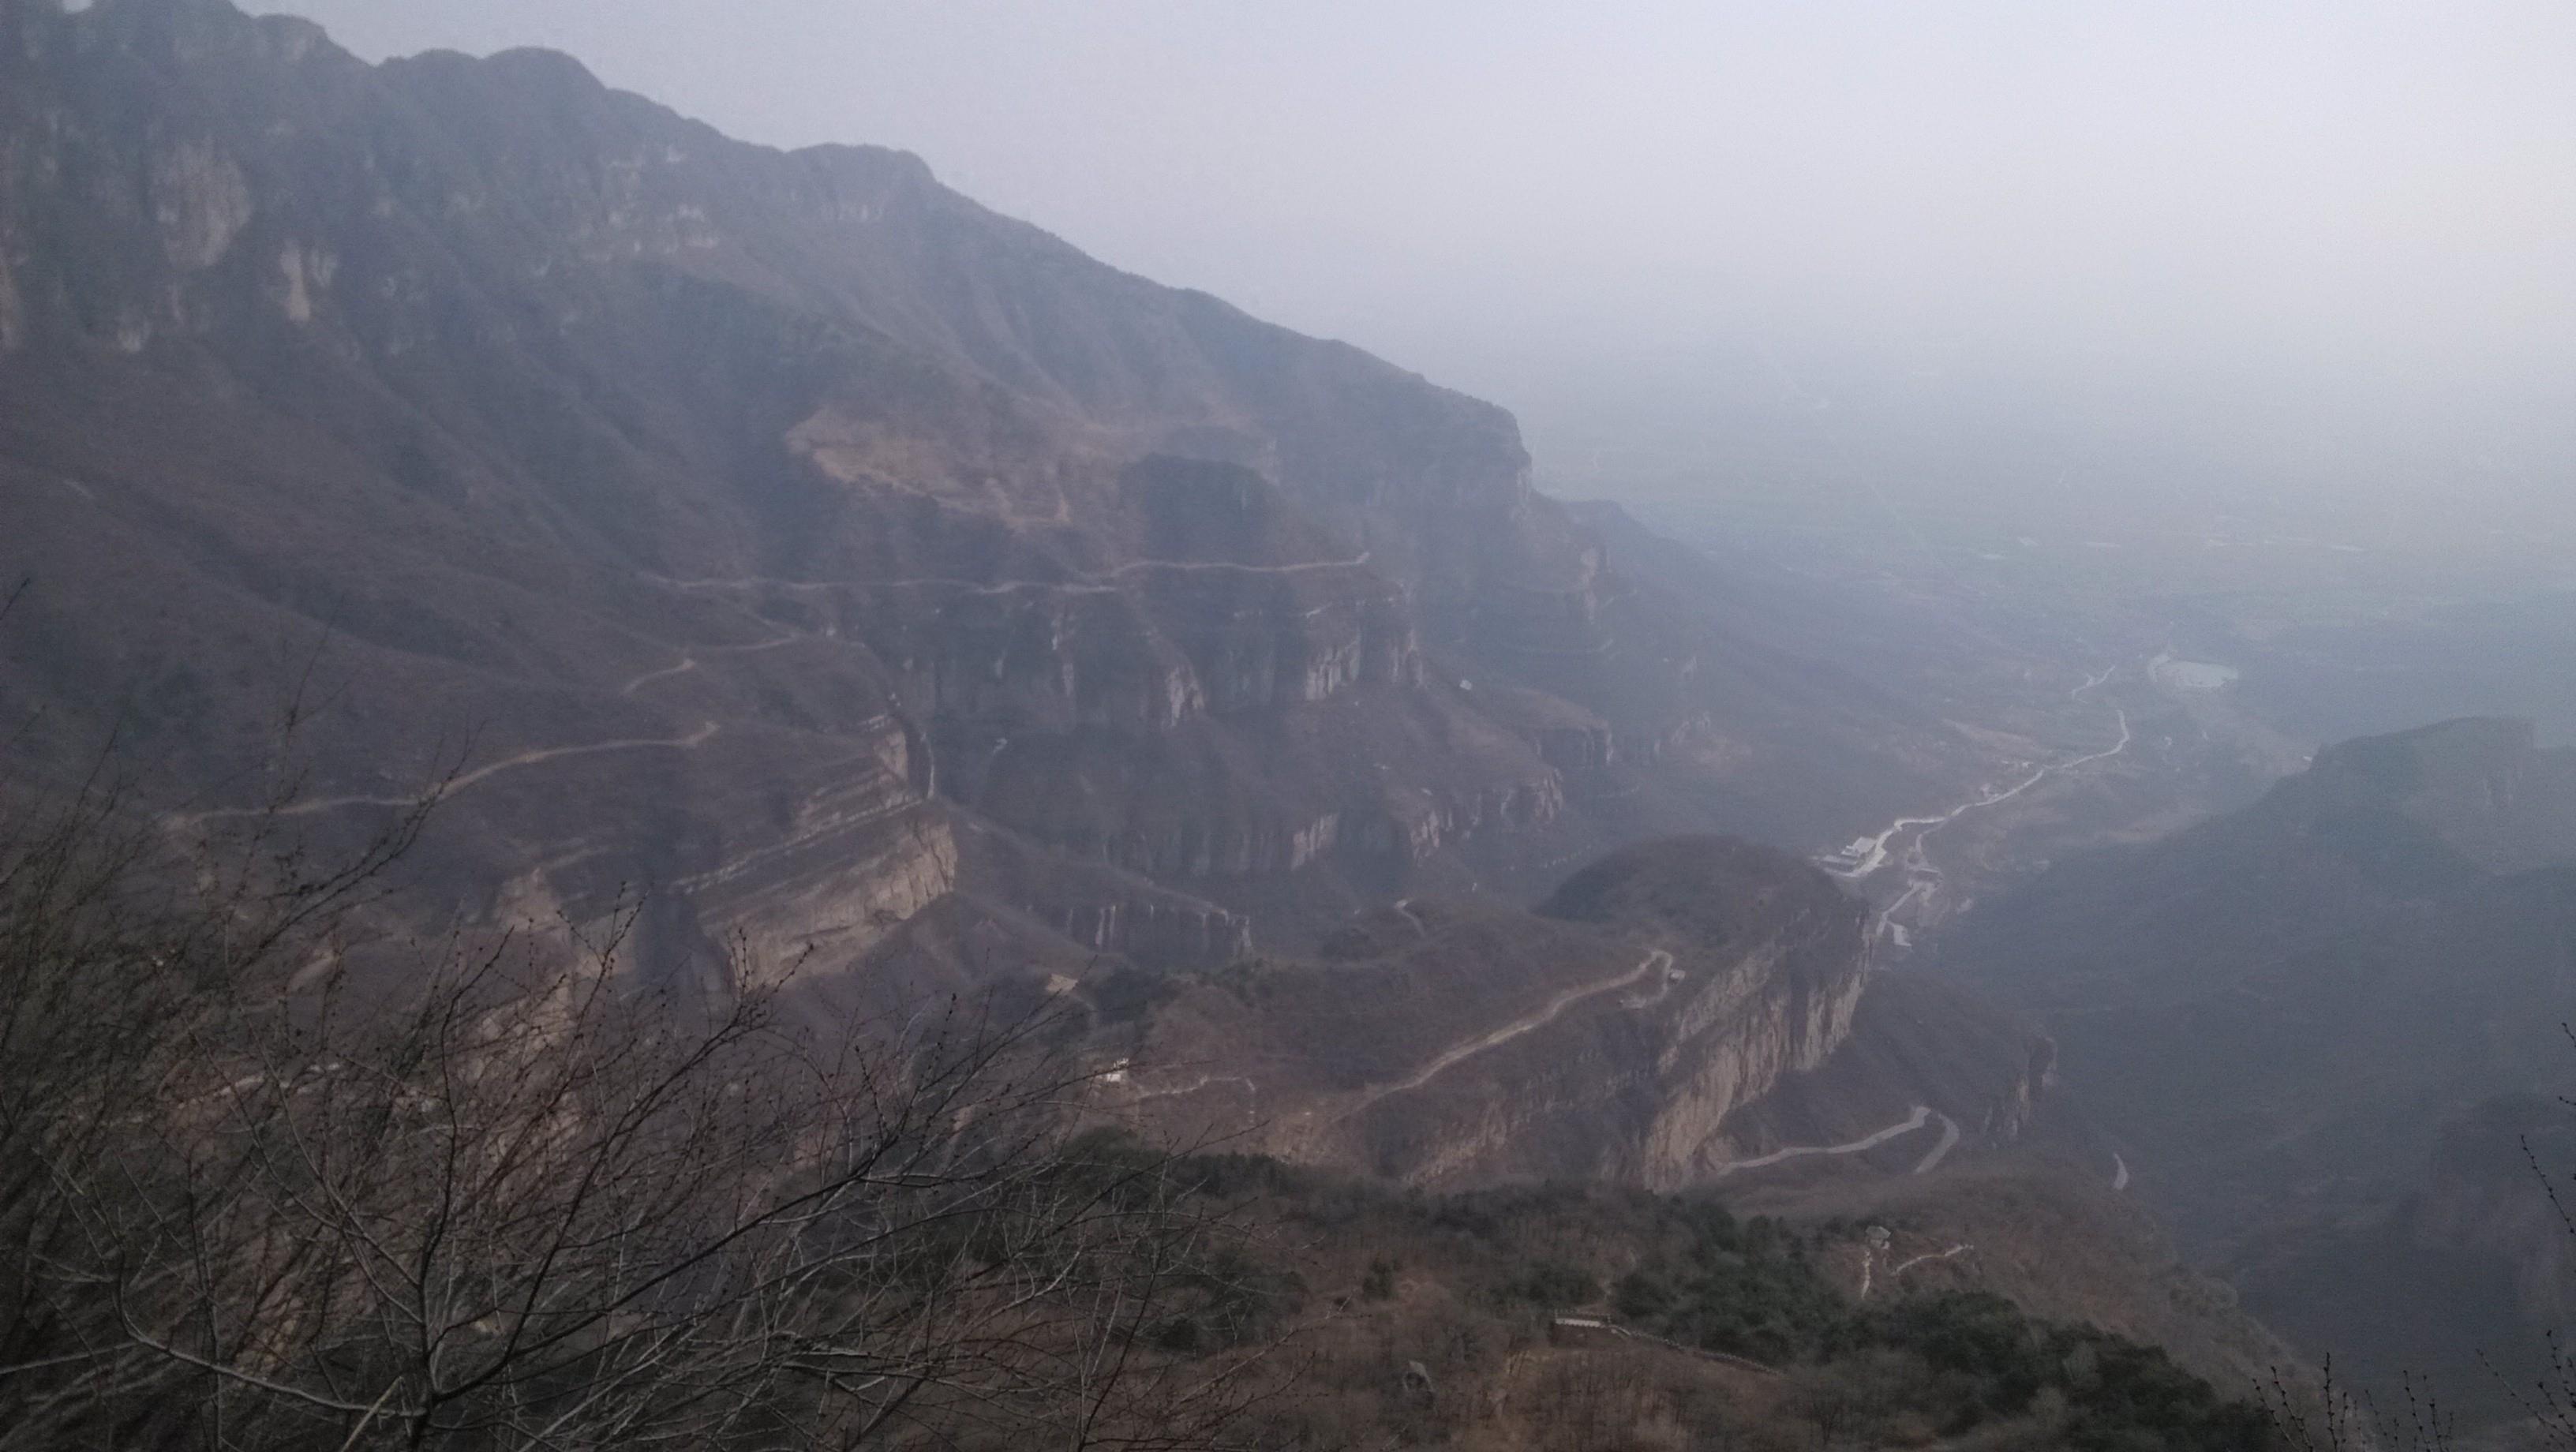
[268,2,2576,491]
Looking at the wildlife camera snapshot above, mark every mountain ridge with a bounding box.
[1932,714,2576,1406]
[1,0,1980,985]
[0,6,2370,1426]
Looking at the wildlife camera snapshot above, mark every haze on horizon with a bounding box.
[268,0,2576,530]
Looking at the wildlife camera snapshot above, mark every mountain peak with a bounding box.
[477,43,608,94]
[1539,836,1857,950]
[2310,715,2537,794]
[2294,717,2576,874]
[52,0,354,72]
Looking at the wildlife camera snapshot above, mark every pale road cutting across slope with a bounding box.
[190,622,833,828]
[1622,957,1689,1009]
[178,722,724,825]
[1119,1072,1260,1131]
[1912,1112,1962,1174]
[1890,1244,1974,1278]
[1714,1105,1934,1177]
[1548,1317,1784,1380]
[1391,899,1428,937]
[1106,552,1371,578]
[620,632,806,697]
[1337,950,1672,1118]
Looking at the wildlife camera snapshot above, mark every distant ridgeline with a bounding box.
[1936,716,2576,1411]
[0,0,1979,998]
[0,2,2361,1444]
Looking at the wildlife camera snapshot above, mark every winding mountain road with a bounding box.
[1827,672,2135,947]
[178,721,723,825]
[1391,899,1428,937]
[1889,1244,1974,1278]
[1719,1105,1930,1177]
[1621,956,1689,1009]
[1717,1106,1962,1180]
[1339,949,1671,1117]
[619,632,806,697]
[1106,551,1372,578]
[1912,1111,1962,1174]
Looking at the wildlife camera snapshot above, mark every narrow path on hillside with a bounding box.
[1622,956,1689,1009]
[1889,1244,1974,1278]
[179,722,723,825]
[1106,551,1371,578]
[1715,1106,1932,1177]
[620,632,805,697]
[1912,1112,1961,1174]
[1548,1317,1784,1379]
[1391,899,1428,937]
[197,616,839,828]
[1118,1070,1260,1131]
[1126,1072,1259,1104]
[1339,950,1670,1117]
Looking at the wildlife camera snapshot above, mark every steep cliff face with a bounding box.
[1099,838,2049,1192]
[0,0,1979,986]
[1538,838,1874,1186]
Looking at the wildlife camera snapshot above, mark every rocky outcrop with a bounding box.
[1537,838,1876,1185]
[148,137,253,271]
[1050,897,1253,970]
[1639,938,1870,1186]
[683,796,959,996]
[1107,839,1913,1191]
[0,0,1971,997]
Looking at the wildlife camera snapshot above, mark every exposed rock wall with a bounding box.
[0,0,1968,994]
[691,796,958,996]
[1053,898,1254,971]
[1110,840,1886,1192]
[149,137,253,270]
[1640,937,1870,1188]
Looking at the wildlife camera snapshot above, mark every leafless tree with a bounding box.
[0,727,1280,1450]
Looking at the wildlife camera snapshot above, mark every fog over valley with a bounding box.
[3,2,2574,1446]
[284,1,2576,540]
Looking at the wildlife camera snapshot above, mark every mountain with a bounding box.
[1181,1158,2283,1450]
[0,0,1996,997]
[1930,716,2576,1393]
[1095,836,2057,1190]
[1076,833,2293,1382]
[2235,1093,2576,1415]
[0,5,2324,1413]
